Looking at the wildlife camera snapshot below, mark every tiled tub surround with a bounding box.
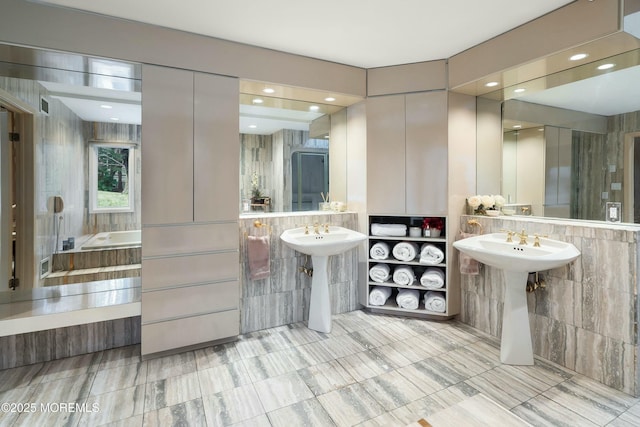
[239,212,360,334]
[458,215,640,396]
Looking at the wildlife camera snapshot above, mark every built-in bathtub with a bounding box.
[82,230,142,250]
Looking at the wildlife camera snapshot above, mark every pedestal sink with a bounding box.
[453,232,580,365]
[280,225,366,333]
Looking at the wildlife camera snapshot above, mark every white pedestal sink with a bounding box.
[453,232,580,365]
[280,225,366,333]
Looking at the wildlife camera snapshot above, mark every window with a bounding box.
[89,143,135,213]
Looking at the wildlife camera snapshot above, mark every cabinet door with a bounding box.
[142,65,194,224]
[194,73,239,222]
[366,95,406,213]
[406,91,448,214]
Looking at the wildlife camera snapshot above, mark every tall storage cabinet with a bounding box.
[141,65,240,357]
[366,215,456,318]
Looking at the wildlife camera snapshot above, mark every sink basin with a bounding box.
[280,226,367,257]
[280,225,366,334]
[452,232,580,272]
[453,232,580,366]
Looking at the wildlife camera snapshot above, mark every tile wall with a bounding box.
[458,215,640,396]
[239,212,360,333]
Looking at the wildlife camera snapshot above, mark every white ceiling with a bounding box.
[35,0,573,68]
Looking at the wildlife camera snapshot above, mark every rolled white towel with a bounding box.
[369,286,392,306]
[369,242,390,260]
[371,223,407,237]
[424,291,446,313]
[396,288,420,310]
[419,244,445,265]
[419,268,445,289]
[369,263,391,283]
[392,242,419,262]
[393,266,415,286]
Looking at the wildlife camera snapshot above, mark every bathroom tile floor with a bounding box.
[1,309,639,426]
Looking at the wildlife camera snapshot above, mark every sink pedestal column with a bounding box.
[308,255,331,333]
[500,270,534,365]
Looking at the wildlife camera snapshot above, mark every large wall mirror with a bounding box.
[480,48,640,223]
[0,43,142,307]
[238,80,362,213]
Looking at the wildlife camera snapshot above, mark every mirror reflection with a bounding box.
[487,49,640,223]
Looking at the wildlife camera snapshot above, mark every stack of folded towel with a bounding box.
[392,266,415,286]
[419,244,445,265]
[419,268,445,289]
[369,242,390,260]
[371,223,407,237]
[424,291,446,313]
[369,286,392,306]
[396,288,420,310]
[392,241,419,262]
[369,263,391,283]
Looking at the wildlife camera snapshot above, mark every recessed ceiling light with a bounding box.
[248,124,257,129]
[110,117,119,121]
[100,104,113,109]
[513,124,522,129]
[252,98,263,104]
[262,88,275,94]
[485,81,499,87]
[309,105,319,111]
[570,53,588,61]
[514,88,526,93]
[324,97,336,102]
[597,63,615,70]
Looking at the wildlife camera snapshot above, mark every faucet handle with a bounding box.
[499,228,515,242]
[533,233,548,247]
[323,223,330,233]
[304,225,309,234]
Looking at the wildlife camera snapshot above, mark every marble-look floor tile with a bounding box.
[90,362,147,396]
[267,397,336,427]
[12,398,85,427]
[235,333,278,359]
[336,350,395,382]
[278,323,326,346]
[145,351,196,382]
[228,414,272,427]
[142,397,207,427]
[198,361,252,395]
[0,363,45,392]
[354,411,403,427]
[317,383,385,427]
[425,394,531,426]
[29,371,96,403]
[465,367,547,409]
[511,394,598,427]
[397,359,467,395]
[362,370,426,411]
[242,347,315,382]
[254,371,314,412]
[368,344,414,369]
[36,352,103,383]
[194,342,240,371]
[99,345,142,370]
[104,415,144,427]
[297,360,357,396]
[144,371,201,412]
[79,384,145,426]
[202,384,265,426]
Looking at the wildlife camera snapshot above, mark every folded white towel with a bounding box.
[419,268,445,289]
[419,244,445,265]
[392,242,419,262]
[371,223,407,237]
[369,263,391,283]
[393,266,415,286]
[396,288,420,310]
[424,291,446,313]
[369,286,392,306]
[369,242,390,260]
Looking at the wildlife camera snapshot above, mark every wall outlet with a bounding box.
[601,192,609,200]
[611,182,622,191]
[609,164,617,173]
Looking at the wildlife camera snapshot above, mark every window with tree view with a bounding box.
[90,144,135,212]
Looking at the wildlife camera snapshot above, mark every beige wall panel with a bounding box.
[476,97,503,196]
[0,0,365,97]
[449,0,620,88]
[142,252,239,291]
[329,109,348,204]
[366,95,406,214]
[142,281,239,324]
[142,223,239,258]
[367,60,447,96]
[405,91,448,215]
[142,310,239,356]
[142,65,194,225]
[193,73,240,222]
